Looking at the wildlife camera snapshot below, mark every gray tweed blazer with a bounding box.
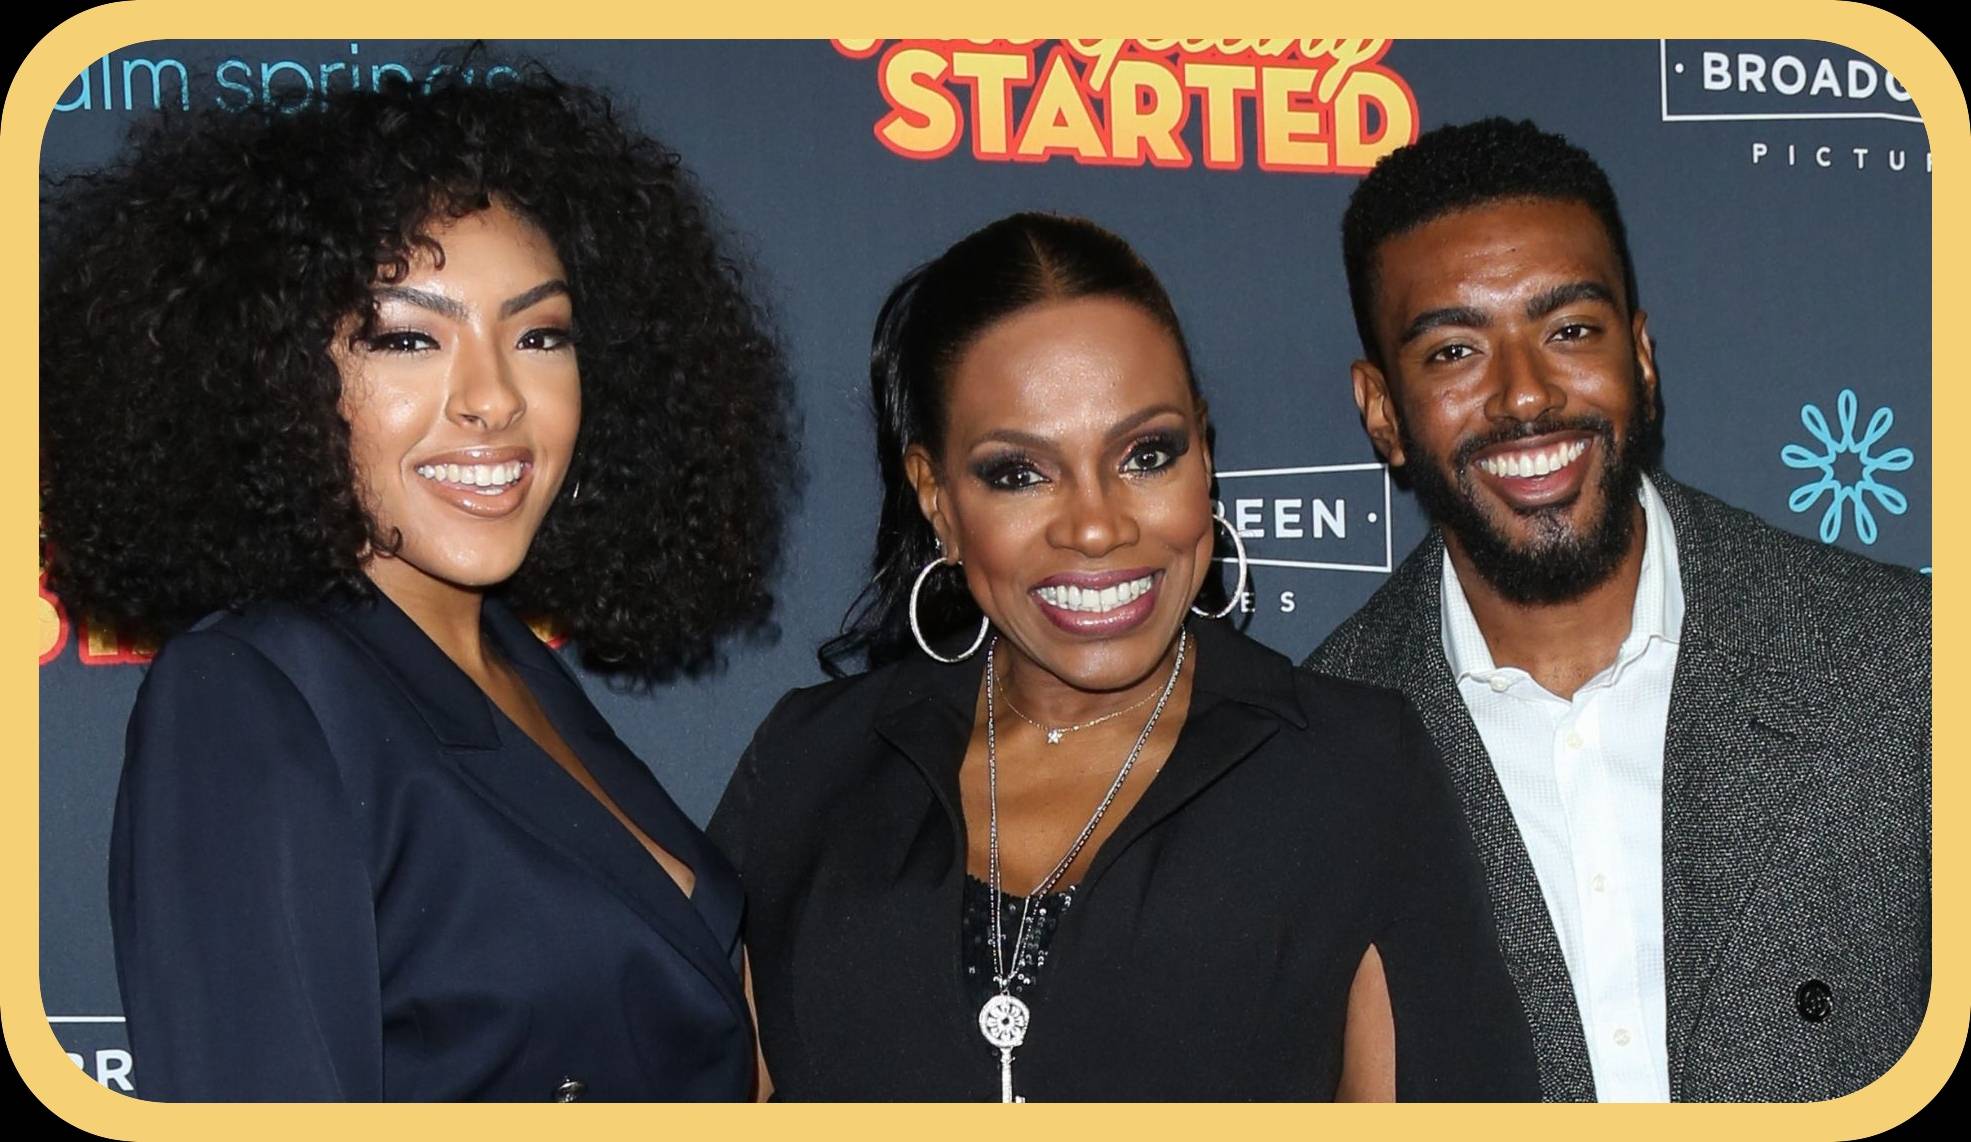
[1302,473,1930,1101]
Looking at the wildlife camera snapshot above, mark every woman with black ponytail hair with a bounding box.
[711,212,1539,1101]
[817,212,1217,675]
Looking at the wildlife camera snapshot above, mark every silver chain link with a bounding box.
[985,627,1189,991]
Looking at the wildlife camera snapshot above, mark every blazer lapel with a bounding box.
[869,623,1305,894]
[487,605,746,950]
[870,654,980,877]
[1081,619,1296,889]
[326,591,501,751]
[1367,539,1598,1102]
[863,655,993,1059]
[331,594,749,1023]
[1654,479,1842,1097]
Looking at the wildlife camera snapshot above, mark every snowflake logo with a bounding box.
[1780,389,1913,545]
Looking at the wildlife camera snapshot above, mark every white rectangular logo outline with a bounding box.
[1657,40,1924,124]
[1211,462,1393,574]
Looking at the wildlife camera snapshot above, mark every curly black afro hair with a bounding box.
[1341,116,1639,367]
[41,54,797,679]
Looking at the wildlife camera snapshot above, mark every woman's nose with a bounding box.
[1052,478,1139,558]
[447,336,527,432]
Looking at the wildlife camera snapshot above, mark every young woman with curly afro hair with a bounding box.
[41,56,795,1101]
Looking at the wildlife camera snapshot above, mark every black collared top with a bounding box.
[109,592,754,1101]
[710,618,1539,1101]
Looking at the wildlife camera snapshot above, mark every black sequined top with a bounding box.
[962,874,1076,1010]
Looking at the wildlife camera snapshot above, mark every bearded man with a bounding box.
[1303,117,1930,1103]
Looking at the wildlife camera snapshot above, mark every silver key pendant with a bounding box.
[978,993,1030,1103]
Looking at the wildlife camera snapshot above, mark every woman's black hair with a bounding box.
[40,50,797,680]
[819,212,1207,676]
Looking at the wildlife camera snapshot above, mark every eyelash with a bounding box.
[519,326,580,351]
[973,455,1044,491]
[970,431,1189,491]
[359,326,579,354]
[1122,431,1186,474]
[1425,322,1598,364]
[362,330,438,354]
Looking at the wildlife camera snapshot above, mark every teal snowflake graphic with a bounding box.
[1780,388,1913,545]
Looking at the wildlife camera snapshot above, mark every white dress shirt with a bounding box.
[1439,474,1684,1102]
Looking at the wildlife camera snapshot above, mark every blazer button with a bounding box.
[1795,979,1834,1023]
[553,1076,587,1102]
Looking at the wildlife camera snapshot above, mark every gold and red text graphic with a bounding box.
[836,38,1418,172]
[38,571,151,667]
[36,572,564,669]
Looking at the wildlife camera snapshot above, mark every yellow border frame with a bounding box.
[7,2,1961,1138]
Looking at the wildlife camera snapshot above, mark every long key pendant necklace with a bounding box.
[979,991,1030,1102]
[979,629,1186,1103]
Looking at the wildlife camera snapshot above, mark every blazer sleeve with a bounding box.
[706,689,800,876]
[109,628,383,1100]
[1373,698,1542,1102]
[705,743,760,876]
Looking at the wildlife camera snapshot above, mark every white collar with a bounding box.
[1439,472,1686,683]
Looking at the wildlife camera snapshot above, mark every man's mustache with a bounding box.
[1450,414,1616,472]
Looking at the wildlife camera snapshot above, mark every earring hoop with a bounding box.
[1191,510,1250,620]
[567,478,583,504]
[909,549,989,662]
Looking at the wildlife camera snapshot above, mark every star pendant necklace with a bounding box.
[978,627,1188,1103]
[1000,676,1160,744]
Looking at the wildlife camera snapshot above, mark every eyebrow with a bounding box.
[1104,403,1190,441]
[371,279,572,322]
[500,279,573,318]
[1396,280,1621,348]
[1397,306,1488,348]
[972,403,1191,452]
[374,285,467,322]
[1524,280,1618,320]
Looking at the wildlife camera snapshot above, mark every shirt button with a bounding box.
[1565,730,1584,749]
[1591,873,1607,893]
[1489,675,1512,693]
[1612,1028,1632,1047]
[1796,979,1835,1023]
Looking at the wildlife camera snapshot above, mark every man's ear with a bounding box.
[903,445,956,561]
[1631,308,1659,411]
[1352,360,1406,468]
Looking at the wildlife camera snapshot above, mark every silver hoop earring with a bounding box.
[909,549,989,662]
[567,478,583,504]
[1191,510,1250,620]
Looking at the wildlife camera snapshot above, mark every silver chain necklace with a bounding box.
[978,627,1188,1103]
[999,679,1159,745]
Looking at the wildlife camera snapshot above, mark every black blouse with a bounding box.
[710,618,1540,1101]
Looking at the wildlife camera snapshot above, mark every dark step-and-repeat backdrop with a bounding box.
[36,39,1930,1096]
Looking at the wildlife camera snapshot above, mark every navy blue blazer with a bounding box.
[108,592,754,1101]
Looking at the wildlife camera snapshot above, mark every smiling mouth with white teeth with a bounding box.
[416,460,527,494]
[1034,574,1156,614]
[1475,439,1588,479]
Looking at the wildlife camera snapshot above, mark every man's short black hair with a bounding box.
[1342,117,1639,367]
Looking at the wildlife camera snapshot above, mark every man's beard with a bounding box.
[1400,396,1651,606]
